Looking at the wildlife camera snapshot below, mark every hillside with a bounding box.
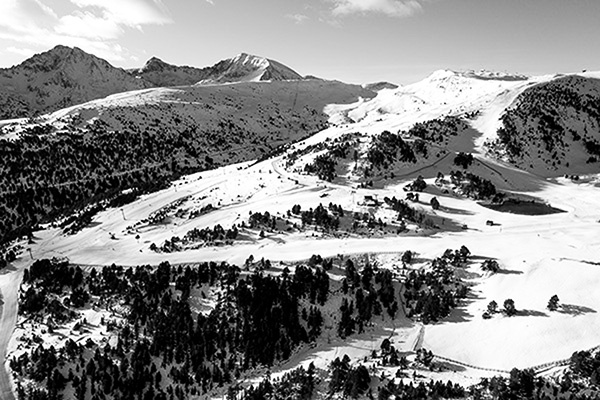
[2,66,600,400]
[0,79,374,243]
[129,56,209,87]
[486,75,600,176]
[363,81,399,91]
[0,46,149,119]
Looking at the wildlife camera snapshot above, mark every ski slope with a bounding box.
[2,70,600,396]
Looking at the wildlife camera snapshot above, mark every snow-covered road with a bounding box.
[0,259,26,400]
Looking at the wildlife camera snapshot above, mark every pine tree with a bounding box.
[547,294,560,311]
[504,299,516,316]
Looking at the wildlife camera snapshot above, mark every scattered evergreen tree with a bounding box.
[481,259,500,273]
[504,299,517,316]
[547,294,560,311]
[487,300,498,314]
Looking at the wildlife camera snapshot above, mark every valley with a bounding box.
[0,48,600,399]
[19,123,600,374]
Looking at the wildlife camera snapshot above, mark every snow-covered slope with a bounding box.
[341,69,532,127]
[195,52,304,84]
[322,69,600,178]
[3,65,600,399]
[15,79,374,146]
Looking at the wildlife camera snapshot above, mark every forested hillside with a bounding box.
[0,80,373,243]
[488,76,600,176]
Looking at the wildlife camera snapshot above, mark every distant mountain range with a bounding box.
[0,46,308,119]
[2,45,600,181]
[130,52,305,87]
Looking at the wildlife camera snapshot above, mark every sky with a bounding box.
[0,0,599,85]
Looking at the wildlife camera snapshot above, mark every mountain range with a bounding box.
[0,46,308,119]
[1,45,600,180]
[131,51,305,87]
[2,44,600,400]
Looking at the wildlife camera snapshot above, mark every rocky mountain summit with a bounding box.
[0,45,148,119]
[0,47,306,119]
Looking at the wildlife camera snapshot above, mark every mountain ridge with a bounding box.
[3,45,600,400]
[0,46,307,119]
[0,45,149,119]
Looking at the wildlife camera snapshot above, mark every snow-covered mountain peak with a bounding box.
[426,69,459,81]
[426,68,528,83]
[230,53,270,70]
[216,52,271,82]
[196,52,303,84]
[334,67,536,128]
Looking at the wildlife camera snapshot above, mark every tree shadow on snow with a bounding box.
[496,268,523,275]
[442,291,484,324]
[558,304,596,316]
[433,360,467,373]
[517,309,548,317]
[438,205,475,216]
[469,255,491,261]
[454,268,481,281]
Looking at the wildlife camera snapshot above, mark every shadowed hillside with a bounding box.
[487,76,600,176]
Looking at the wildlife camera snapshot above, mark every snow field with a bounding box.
[3,69,600,394]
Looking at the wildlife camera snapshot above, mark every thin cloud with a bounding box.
[69,0,172,28]
[6,46,37,57]
[32,0,58,19]
[0,28,129,63]
[0,0,56,33]
[55,11,123,40]
[329,0,424,18]
[0,0,172,63]
[286,13,309,24]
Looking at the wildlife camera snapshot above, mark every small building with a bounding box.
[363,195,379,206]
